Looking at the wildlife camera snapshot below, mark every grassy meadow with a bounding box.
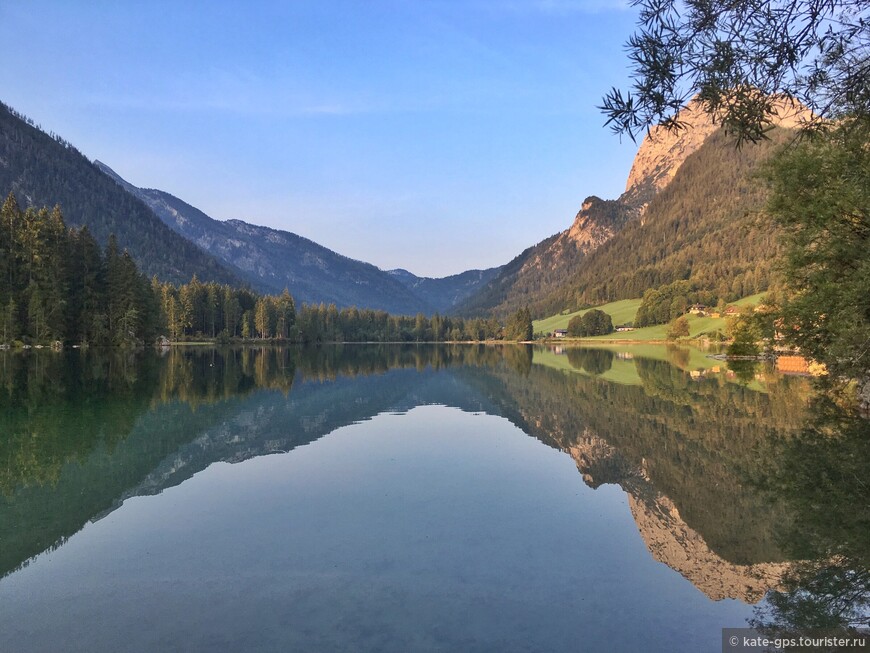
[534,293,766,342]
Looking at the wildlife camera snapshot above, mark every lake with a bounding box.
[0,345,867,652]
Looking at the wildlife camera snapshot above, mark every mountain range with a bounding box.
[1,98,806,317]
[94,159,501,315]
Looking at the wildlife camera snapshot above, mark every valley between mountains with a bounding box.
[0,98,808,322]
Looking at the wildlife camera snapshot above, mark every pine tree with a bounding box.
[223,286,241,337]
[1,298,16,343]
[0,193,20,302]
[254,297,275,339]
[275,288,296,340]
[241,310,253,339]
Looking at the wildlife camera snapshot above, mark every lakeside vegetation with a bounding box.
[534,298,642,334]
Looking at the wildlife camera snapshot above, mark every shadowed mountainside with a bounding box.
[0,102,241,286]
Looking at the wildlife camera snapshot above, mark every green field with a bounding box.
[535,293,766,341]
[533,298,642,334]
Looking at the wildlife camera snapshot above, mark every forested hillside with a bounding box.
[0,195,512,346]
[541,128,789,313]
[457,99,803,319]
[0,102,239,286]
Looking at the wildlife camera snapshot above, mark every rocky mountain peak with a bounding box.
[622,96,813,213]
[622,99,720,212]
[564,195,631,249]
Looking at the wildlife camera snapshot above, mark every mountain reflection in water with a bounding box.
[0,344,866,649]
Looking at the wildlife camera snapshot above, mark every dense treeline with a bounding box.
[631,280,731,327]
[0,103,239,286]
[156,279,507,343]
[502,307,533,341]
[1,193,159,346]
[0,194,515,345]
[567,308,613,336]
[296,305,503,343]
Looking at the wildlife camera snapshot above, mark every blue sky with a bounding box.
[0,1,640,277]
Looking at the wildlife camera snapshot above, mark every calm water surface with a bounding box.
[0,345,866,652]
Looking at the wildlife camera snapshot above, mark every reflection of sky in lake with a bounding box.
[0,404,752,653]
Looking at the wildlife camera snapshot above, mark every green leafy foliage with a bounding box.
[726,307,762,357]
[635,281,692,327]
[567,309,613,336]
[764,120,870,380]
[600,0,867,143]
[502,307,533,342]
[666,316,690,340]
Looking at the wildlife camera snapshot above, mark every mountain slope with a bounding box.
[454,100,721,317]
[0,102,240,286]
[544,127,791,310]
[97,162,443,314]
[455,196,635,316]
[387,267,500,314]
[458,98,808,317]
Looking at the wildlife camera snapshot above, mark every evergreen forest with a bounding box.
[0,193,531,346]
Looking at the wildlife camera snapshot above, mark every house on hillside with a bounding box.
[724,306,739,316]
[688,304,707,315]
[615,325,634,332]
[553,329,568,338]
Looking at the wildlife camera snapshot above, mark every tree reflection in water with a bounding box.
[0,343,867,643]
[752,391,870,646]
